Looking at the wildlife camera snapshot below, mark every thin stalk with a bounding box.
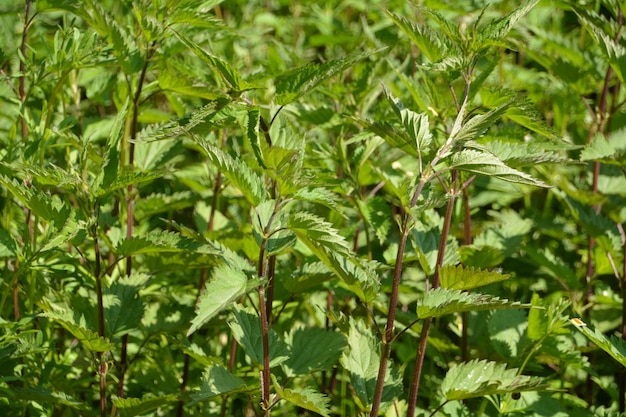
[369,177,429,416]
[93,229,107,417]
[461,185,472,361]
[407,171,458,417]
[116,41,156,404]
[621,222,626,412]
[14,0,34,324]
[256,202,281,416]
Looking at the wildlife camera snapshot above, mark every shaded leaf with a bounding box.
[112,394,179,417]
[191,364,247,402]
[228,306,290,367]
[284,328,346,376]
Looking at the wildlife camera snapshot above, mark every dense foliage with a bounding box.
[0,0,625,416]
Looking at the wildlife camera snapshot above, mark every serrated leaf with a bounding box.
[447,149,549,187]
[340,318,402,406]
[384,89,433,160]
[580,134,616,161]
[187,264,251,337]
[477,0,540,46]
[112,394,179,417]
[116,230,212,256]
[284,328,346,376]
[272,376,331,417]
[387,11,449,62]
[198,142,266,206]
[289,212,380,301]
[0,228,17,257]
[441,359,547,401]
[173,31,249,92]
[453,96,518,143]
[417,288,530,319]
[357,196,392,245]
[228,306,290,367]
[571,318,626,368]
[41,311,113,352]
[0,386,84,409]
[275,49,380,105]
[104,274,147,337]
[439,264,509,291]
[191,364,247,402]
[245,106,265,168]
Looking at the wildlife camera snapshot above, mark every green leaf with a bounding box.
[452,96,518,143]
[245,106,266,168]
[41,310,113,352]
[275,49,381,106]
[580,134,617,161]
[112,394,179,417]
[477,0,540,47]
[288,212,380,301]
[228,306,290,367]
[173,31,249,93]
[284,328,346,376]
[116,230,213,256]
[441,359,547,401]
[272,376,331,417]
[0,228,17,257]
[384,89,433,160]
[447,149,550,187]
[0,386,84,409]
[340,318,401,407]
[191,364,247,402]
[92,96,129,193]
[197,142,266,206]
[387,11,449,62]
[439,264,509,291]
[104,274,146,337]
[187,264,252,337]
[571,318,626,368]
[417,288,530,319]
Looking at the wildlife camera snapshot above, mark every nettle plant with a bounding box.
[0,0,625,416]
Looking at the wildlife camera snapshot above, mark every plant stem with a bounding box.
[407,171,458,417]
[93,228,107,417]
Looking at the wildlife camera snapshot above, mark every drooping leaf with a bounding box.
[197,142,266,206]
[386,11,449,62]
[289,212,380,301]
[571,318,626,368]
[41,311,113,352]
[228,306,290,367]
[284,328,346,376]
[446,149,550,187]
[275,49,380,106]
[439,264,509,291]
[272,376,331,417]
[191,364,247,402]
[441,359,547,401]
[112,394,179,417]
[417,288,530,319]
[0,386,84,409]
[173,31,251,93]
[187,264,253,337]
[116,229,213,256]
